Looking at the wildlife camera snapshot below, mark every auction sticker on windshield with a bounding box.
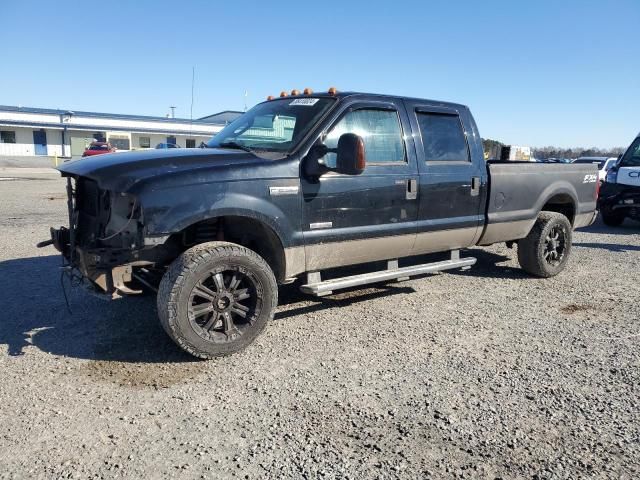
[290,98,319,106]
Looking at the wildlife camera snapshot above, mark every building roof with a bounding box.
[198,110,244,124]
[0,105,236,126]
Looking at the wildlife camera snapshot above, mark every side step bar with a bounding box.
[300,251,476,296]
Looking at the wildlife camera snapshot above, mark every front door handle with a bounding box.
[471,176,481,197]
[406,178,418,200]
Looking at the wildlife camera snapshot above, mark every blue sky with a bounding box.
[1,0,638,148]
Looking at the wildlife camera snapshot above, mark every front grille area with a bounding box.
[74,177,110,247]
[76,178,100,215]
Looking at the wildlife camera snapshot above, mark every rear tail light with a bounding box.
[595,179,601,200]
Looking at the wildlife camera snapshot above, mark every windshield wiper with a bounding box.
[217,142,256,154]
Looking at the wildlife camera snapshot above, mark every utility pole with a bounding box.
[170,106,176,119]
[190,66,195,132]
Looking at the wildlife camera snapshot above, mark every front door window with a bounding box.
[323,108,405,167]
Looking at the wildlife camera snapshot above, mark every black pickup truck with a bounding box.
[40,89,598,358]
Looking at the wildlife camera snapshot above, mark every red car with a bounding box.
[82,141,116,157]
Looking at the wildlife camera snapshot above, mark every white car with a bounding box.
[573,156,618,182]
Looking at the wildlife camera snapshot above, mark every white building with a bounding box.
[0,105,242,160]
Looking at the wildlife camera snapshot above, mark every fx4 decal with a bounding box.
[583,174,598,183]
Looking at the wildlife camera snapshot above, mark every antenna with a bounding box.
[244,90,248,112]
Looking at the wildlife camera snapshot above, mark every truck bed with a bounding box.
[478,162,598,245]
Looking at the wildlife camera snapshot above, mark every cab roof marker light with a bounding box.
[279,91,288,97]
[291,89,300,96]
[303,88,313,95]
[328,87,338,95]
[267,95,275,101]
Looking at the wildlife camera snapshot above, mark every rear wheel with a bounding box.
[157,241,277,359]
[517,211,572,278]
[600,205,625,227]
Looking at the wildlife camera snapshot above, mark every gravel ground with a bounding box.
[0,171,638,479]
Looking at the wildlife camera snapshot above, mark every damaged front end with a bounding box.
[40,175,165,299]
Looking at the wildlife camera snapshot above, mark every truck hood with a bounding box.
[57,148,266,191]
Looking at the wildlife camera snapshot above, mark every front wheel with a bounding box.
[157,241,278,359]
[517,211,572,278]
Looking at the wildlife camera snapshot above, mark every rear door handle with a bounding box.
[471,176,480,197]
[406,178,418,200]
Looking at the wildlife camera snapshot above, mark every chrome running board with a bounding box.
[300,251,476,296]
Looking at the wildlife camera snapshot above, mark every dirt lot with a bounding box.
[1,170,639,479]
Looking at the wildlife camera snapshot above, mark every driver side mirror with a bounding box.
[335,133,366,175]
[304,133,366,180]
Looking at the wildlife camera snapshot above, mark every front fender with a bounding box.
[139,182,301,247]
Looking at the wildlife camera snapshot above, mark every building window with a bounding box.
[186,139,196,148]
[139,136,151,148]
[1,131,16,144]
[109,136,130,150]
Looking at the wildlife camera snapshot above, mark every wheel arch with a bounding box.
[539,191,577,225]
[166,214,290,283]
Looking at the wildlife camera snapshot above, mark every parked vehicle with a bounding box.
[81,141,116,157]
[598,133,640,226]
[39,88,598,359]
[573,156,617,182]
[544,158,573,164]
[155,143,180,149]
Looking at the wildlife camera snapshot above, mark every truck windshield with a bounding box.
[619,137,640,167]
[207,97,335,156]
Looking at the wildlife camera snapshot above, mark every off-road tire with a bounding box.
[600,205,625,227]
[517,211,572,278]
[157,241,278,359]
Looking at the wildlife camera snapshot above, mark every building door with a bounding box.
[33,130,47,155]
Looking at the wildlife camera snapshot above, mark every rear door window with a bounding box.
[416,112,470,162]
